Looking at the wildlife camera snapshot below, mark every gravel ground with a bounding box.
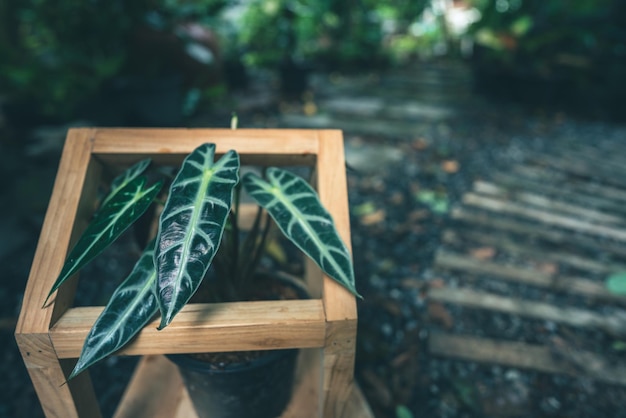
[2,63,626,418]
[345,109,626,417]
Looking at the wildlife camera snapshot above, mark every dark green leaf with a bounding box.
[101,158,151,208]
[155,144,240,329]
[242,168,360,298]
[45,176,162,305]
[69,241,159,379]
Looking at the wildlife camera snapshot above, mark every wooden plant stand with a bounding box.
[15,129,370,418]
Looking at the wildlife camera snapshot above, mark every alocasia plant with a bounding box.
[44,142,360,379]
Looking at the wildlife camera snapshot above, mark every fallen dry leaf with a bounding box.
[442,160,460,173]
[360,209,386,225]
[470,246,496,261]
[303,101,317,116]
[412,137,430,150]
[408,209,429,222]
[377,298,403,316]
[537,262,559,275]
[428,278,446,289]
[391,350,416,368]
[400,278,422,289]
[390,191,405,205]
[428,301,454,329]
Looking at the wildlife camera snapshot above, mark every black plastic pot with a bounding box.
[168,348,298,418]
[167,274,308,418]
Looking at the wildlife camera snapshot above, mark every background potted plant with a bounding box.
[43,140,360,418]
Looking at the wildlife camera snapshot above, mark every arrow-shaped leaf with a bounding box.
[155,144,239,329]
[242,168,360,298]
[69,240,159,379]
[44,176,162,305]
[101,158,151,208]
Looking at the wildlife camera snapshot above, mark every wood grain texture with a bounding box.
[51,299,326,358]
[16,129,95,336]
[15,333,101,418]
[316,130,358,417]
[316,130,357,321]
[323,320,358,417]
[114,355,188,418]
[14,129,101,418]
[91,128,320,166]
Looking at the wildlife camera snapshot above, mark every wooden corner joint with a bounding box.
[324,318,357,355]
[14,332,61,369]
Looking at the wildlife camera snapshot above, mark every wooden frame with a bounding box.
[15,129,359,418]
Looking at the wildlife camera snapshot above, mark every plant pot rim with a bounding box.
[166,348,298,374]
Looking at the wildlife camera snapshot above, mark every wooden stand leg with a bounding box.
[15,333,101,418]
[323,320,357,418]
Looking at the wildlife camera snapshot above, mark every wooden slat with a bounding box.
[428,287,626,337]
[531,155,626,189]
[430,139,626,392]
[343,382,376,418]
[316,130,357,320]
[442,229,626,275]
[317,130,358,418]
[14,129,102,418]
[114,355,189,418]
[452,207,626,258]
[474,180,626,226]
[50,299,326,358]
[429,333,626,386]
[513,165,626,203]
[16,129,95,337]
[14,333,102,418]
[435,251,626,303]
[281,349,322,418]
[463,193,626,242]
[91,128,321,166]
[567,148,626,175]
[491,170,626,215]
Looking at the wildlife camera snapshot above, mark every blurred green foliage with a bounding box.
[237,0,428,70]
[0,0,430,122]
[0,0,226,121]
[470,0,625,70]
[467,0,626,111]
[3,0,623,123]
[0,0,152,119]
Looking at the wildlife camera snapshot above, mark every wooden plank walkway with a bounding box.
[429,333,626,386]
[427,139,626,386]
